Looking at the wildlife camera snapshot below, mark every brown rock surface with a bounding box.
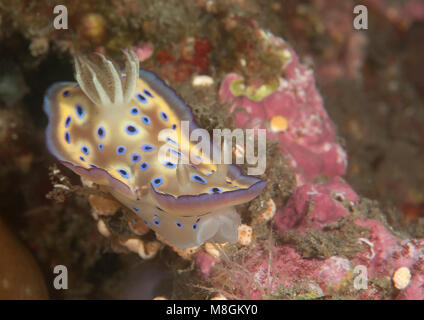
[0,218,48,299]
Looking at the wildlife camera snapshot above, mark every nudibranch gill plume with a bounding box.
[43,50,266,249]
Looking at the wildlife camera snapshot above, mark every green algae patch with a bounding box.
[278,215,369,259]
[230,78,280,101]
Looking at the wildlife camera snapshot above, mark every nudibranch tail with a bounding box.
[43,50,266,249]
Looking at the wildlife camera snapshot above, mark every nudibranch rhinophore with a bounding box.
[43,50,266,249]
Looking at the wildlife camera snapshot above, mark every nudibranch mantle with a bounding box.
[43,50,266,249]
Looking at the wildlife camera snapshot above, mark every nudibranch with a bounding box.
[43,50,266,249]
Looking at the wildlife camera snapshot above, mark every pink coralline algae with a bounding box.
[353,219,424,300]
[197,218,424,299]
[195,251,218,277]
[219,45,347,185]
[198,244,355,299]
[194,30,424,300]
[274,178,359,233]
[130,42,154,62]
